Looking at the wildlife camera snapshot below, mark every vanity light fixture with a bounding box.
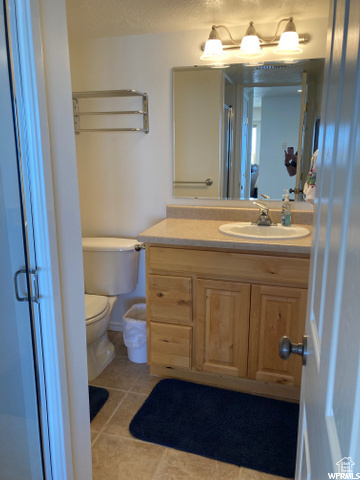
[200,17,309,60]
[200,26,227,60]
[273,18,302,54]
[237,22,263,57]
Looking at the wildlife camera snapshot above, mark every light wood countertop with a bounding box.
[138,218,312,255]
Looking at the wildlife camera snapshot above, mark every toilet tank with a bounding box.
[82,237,140,295]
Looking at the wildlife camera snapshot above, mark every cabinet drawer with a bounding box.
[149,322,192,369]
[148,275,192,325]
[148,247,309,287]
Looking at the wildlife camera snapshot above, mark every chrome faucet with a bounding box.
[259,193,271,200]
[252,201,277,226]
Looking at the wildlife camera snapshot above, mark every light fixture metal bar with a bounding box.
[200,33,310,52]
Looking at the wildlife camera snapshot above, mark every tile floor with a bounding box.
[90,331,290,480]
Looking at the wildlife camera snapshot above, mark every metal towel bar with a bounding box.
[72,89,149,134]
[173,178,213,186]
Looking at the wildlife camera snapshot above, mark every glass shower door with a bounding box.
[0,1,45,478]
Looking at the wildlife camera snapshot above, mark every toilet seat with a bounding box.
[85,294,110,324]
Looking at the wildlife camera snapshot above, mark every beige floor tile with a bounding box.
[91,331,289,480]
[108,331,128,358]
[91,388,126,432]
[239,467,291,480]
[90,355,147,391]
[103,392,147,438]
[154,448,240,480]
[130,365,161,395]
[92,434,165,480]
[91,431,100,446]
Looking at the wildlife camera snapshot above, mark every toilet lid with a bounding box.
[82,237,138,251]
[85,294,109,321]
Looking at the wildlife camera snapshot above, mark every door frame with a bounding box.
[5,0,92,478]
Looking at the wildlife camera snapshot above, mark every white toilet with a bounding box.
[82,237,140,381]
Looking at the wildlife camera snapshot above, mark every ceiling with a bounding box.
[65,0,330,39]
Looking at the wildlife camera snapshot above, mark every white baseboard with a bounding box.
[108,321,123,332]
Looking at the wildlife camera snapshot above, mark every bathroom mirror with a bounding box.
[173,58,324,201]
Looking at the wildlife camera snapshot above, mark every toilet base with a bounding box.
[87,331,115,381]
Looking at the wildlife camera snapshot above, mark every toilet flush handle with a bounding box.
[135,243,145,251]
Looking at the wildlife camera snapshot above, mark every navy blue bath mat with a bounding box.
[89,385,109,422]
[129,379,299,478]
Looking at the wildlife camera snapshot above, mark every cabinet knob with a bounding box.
[279,335,307,366]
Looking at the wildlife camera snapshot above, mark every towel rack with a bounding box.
[72,89,149,134]
[173,178,213,186]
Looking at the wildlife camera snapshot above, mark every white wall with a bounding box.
[68,17,328,328]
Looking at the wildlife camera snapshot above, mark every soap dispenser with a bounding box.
[282,190,291,226]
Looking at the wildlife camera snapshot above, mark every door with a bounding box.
[195,279,250,377]
[294,72,307,201]
[248,285,307,387]
[0,2,46,477]
[221,104,232,199]
[296,0,360,477]
[240,91,250,198]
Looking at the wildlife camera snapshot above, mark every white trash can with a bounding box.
[123,303,147,363]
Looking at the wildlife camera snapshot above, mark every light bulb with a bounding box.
[237,35,263,57]
[236,22,263,57]
[201,39,226,60]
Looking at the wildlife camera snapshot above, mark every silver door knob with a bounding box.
[279,335,307,365]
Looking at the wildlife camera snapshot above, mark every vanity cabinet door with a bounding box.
[248,284,307,387]
[195,279,251,378]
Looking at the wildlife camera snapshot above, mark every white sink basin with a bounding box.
[219,222,310,240]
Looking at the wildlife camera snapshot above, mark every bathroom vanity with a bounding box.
[138,206,312,401]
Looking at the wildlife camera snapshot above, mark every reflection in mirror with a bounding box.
[173,59,324,201]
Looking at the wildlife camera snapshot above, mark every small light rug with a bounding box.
[129,379,299,478]
[89,385,109,422]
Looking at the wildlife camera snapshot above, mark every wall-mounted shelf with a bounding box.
[72,89,149,134]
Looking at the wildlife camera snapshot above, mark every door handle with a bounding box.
[279,335,307,366]
[14,268,39,303]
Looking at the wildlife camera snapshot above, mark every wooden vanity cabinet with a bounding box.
[146,245,309,401]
